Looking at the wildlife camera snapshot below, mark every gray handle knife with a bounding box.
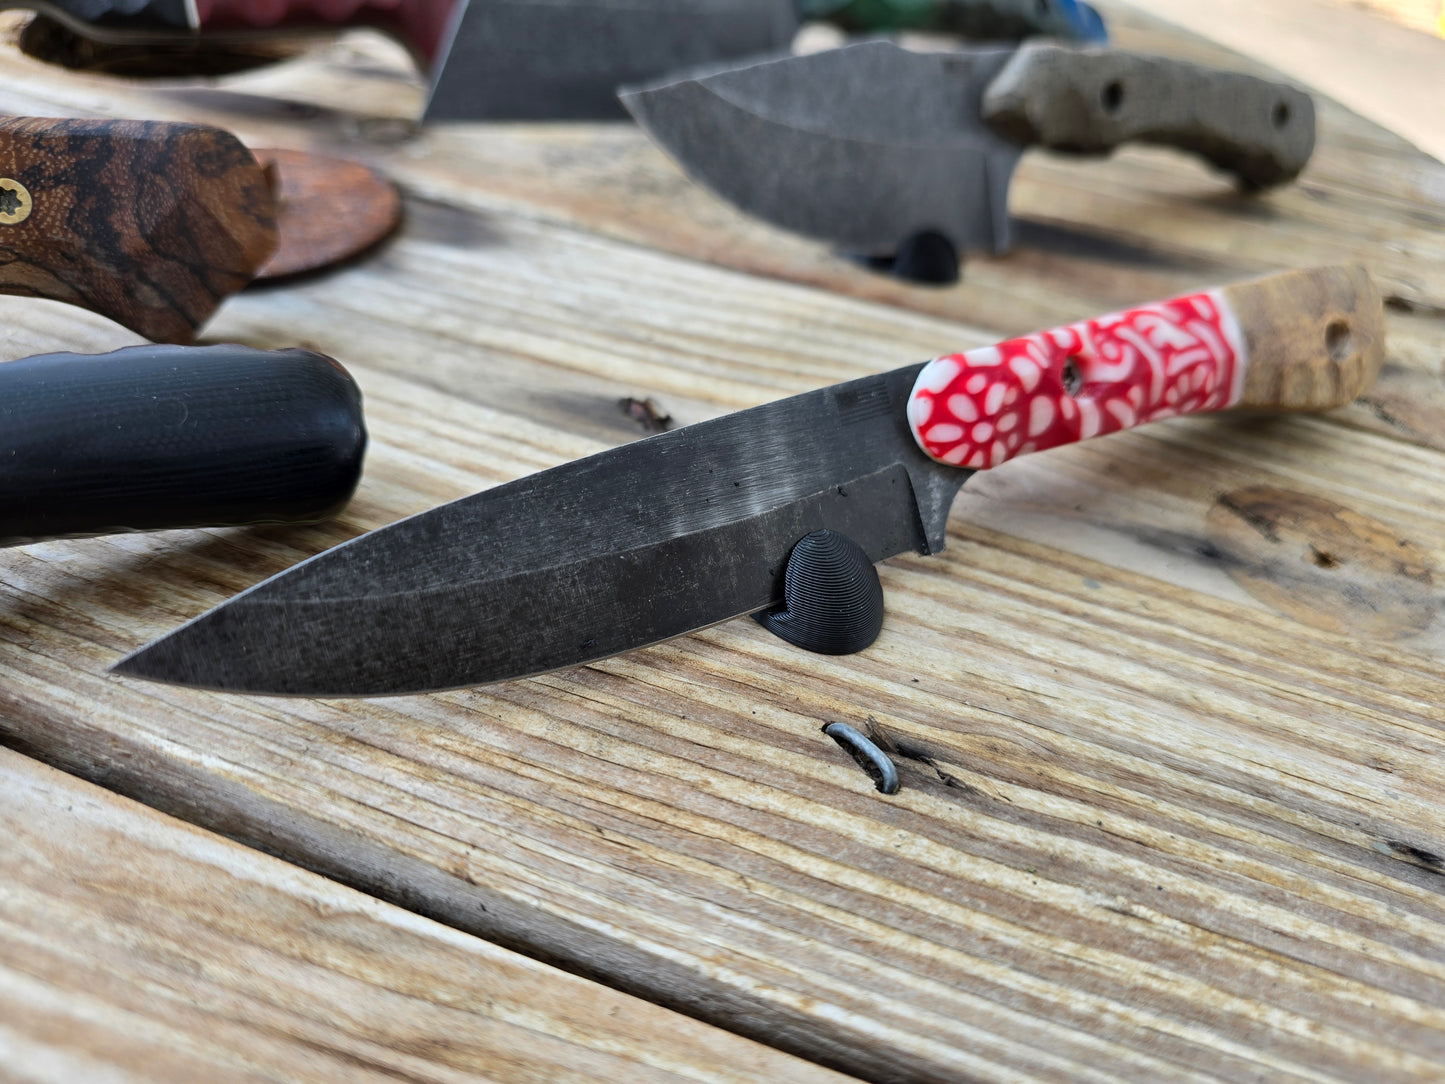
[114,266,1380,697]
[620,40,1315,257]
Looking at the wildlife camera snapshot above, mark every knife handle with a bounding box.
[0,117,277,344]
[192,0,458,64]
[908,265,1383,469]
[0,344,366,545]
[800,0,1107,42]
[1,0,455,62]
[980,43,1315,189]
[1,0,192,34]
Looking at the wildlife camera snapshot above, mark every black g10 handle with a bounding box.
[0,343,366,545]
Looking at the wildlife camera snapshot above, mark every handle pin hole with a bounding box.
[1325,319,1352,363]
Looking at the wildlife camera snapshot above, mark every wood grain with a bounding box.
[0,116,276,342]
[1227,263,1385,410]
[980,43,1316,190]
[0,746,845,1083]
[0,5,1442,1081]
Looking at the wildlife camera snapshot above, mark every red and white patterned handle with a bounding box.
[907,267,1384,470]
[909,289,1243,468]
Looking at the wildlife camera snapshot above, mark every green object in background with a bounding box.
[799,0,1109,40]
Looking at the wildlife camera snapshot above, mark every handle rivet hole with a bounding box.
[1272,102,1291,128]
[1325,319,1352,362]
[1101,81,1124,114]
[0,178,32,225]
[1062,356,1084,396]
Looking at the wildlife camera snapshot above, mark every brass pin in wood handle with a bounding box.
[0,117,278,343]
[1227,264,1385,411]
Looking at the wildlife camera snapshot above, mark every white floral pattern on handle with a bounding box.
[908,289,1247,468]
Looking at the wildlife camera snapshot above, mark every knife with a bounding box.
[0,343,366,545]
[4,0,1105,121]
[113,265,1382,696]
[0,117,276,344]
[620,40,1316,260]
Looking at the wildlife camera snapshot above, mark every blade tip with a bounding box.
[108,645,178,685]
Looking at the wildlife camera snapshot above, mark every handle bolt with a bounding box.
[0,179,32,225]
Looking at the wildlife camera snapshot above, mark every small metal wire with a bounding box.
[823,722,900,795]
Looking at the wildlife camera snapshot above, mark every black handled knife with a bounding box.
[0,344,366,545]
[114,266,1379,696]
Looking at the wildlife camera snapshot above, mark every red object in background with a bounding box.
[193,0,458,64]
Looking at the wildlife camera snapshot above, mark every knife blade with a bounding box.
[0,343,366,545]
[113,265,1382,696]
[0,116,276,343]
[2,0,1105,121]
[619,40,1315,257]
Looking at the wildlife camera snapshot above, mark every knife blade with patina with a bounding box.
[3,0,1105,120]
[620,40,1315,259]
[114,265,1381,696]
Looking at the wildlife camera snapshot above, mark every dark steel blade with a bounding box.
[114,365,971,696]
[619,40,1023,254]
[425,0,797,121]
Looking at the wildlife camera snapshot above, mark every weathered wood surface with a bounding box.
[0,747,844,1083]
[0,5,1443,1081]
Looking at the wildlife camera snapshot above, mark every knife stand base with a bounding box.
[753,529,885,656]
[858,230,960,286]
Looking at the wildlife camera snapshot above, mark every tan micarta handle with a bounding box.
[1227,264,1385,411]
[981,43,1316,190]
[0,117,277,343]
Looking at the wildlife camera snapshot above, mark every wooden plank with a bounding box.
[0,7,1442,1082]
[1,204,1443,1079]
[0,746,850,1083]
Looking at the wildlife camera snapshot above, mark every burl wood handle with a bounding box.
[0,344,366,545]
[980,43,1315,189]
[0,117,276,343]
[908,265,1383,469]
